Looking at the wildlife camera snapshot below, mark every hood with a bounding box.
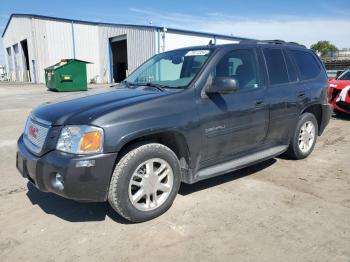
[32,87,167,125]
[329,79,350,89]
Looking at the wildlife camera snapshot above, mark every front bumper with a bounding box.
[16,135,117,202]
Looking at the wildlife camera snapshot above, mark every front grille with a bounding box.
[23,117,50,154]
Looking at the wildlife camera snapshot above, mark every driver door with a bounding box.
[197,48,269,167]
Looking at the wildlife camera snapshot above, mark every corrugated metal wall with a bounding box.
[3,15,243,84]
[31,19,70,83]
[2,16,34,81]
[216,38,240,45]
[163,32,214,51]
[71,23,100,83]
[3,17,157,84]
[45,20,74,64]
[98,25,157,83]
[33,19,101,83]
[162,31,240,52]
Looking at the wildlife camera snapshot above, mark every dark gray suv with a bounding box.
[17,40,332,222]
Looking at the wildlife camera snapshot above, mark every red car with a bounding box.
[328,68,350,114]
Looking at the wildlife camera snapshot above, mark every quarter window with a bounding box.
[290,50,321,80]
[263,48,289,85]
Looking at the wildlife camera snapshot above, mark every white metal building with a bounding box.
[2,13,248,84]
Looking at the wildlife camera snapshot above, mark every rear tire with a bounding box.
[286,113,318,159]
[108,143,181,223]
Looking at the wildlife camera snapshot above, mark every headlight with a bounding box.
[56,125,104,154]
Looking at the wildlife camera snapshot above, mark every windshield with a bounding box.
[337,69,350,80]
[126,49,212,88]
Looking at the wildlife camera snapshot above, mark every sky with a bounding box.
[1,0,350,64]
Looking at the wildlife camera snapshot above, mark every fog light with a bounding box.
[53,173,64,191]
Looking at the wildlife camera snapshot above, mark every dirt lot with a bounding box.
[0,82,349,262]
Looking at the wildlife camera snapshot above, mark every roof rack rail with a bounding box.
[265,40,306,48]
[239,39,306,48]
[238,40,260,45]
[264,39,286,44]
[287,42,306,48]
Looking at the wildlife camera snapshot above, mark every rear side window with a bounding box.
[263,48,289,85]
[290,50,321,80]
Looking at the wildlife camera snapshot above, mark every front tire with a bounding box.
[108,143,181,222]
[286,113,318,159]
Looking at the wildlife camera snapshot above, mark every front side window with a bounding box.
[126,49,211,88]
[213,49,259,89]
[263,48,289,85]
[337,69,350,80]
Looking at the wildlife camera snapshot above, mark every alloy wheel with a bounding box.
[128,158,174,211]
[298,121,316,153]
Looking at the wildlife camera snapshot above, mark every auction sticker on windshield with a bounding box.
[185,50,210,56]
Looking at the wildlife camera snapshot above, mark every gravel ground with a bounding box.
[0,82,349,262]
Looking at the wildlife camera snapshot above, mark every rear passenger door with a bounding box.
[262,47,302,145]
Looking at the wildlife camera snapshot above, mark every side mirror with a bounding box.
[206,77,239,94]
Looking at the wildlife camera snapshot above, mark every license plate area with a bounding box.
[16,153,26,177]
[16,153,36,185]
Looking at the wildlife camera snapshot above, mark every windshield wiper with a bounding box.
[144,82,166,92]
[121,80,135,88]
[126,82,167,92]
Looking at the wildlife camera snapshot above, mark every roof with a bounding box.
[2,13,251,41]
[171,39,307,51]
[239,39,306,48]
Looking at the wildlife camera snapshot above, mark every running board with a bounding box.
[194,145,288,183]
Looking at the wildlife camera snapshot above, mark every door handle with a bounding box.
[298,92,306,98]
[255,100,264,107]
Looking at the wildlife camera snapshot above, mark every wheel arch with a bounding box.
[300,103,322,135]
[115,129,192,172]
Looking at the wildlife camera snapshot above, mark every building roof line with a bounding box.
[2,13,251,41]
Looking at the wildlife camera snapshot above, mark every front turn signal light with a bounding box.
[79,131,102,153]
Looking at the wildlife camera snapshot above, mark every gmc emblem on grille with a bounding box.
[29,125,38,139]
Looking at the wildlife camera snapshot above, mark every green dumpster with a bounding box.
[45,59,91,92]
